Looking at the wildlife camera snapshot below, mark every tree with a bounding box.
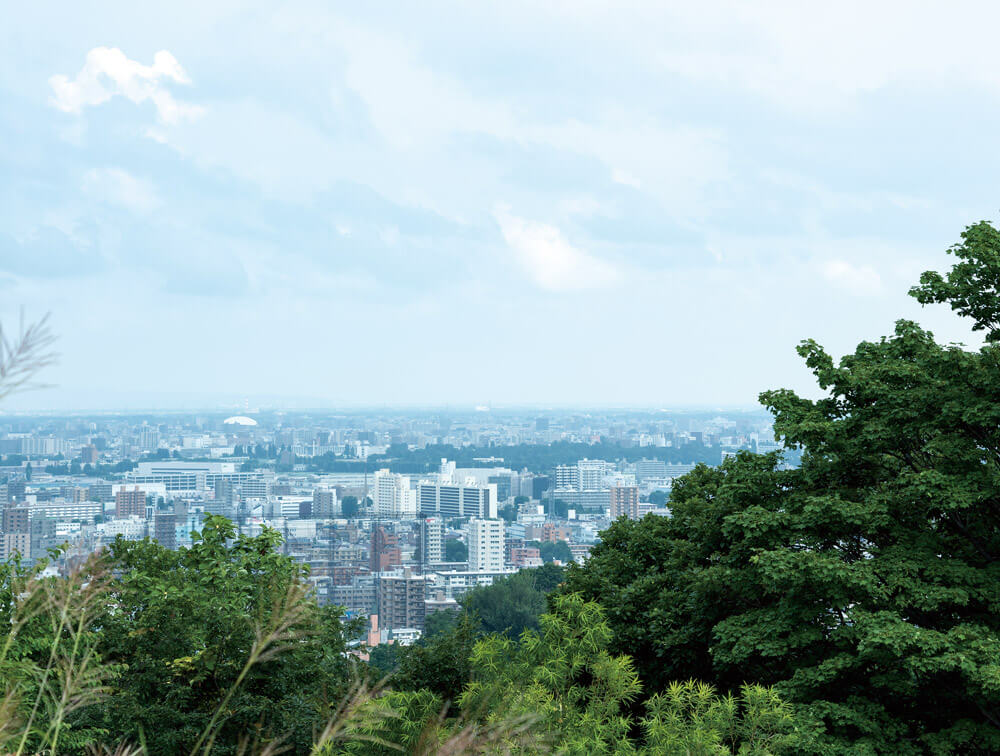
[498,504,518,523]
[564,223,1000,753]
[513,495,529,505]
[528,540,573,564]
[341,495,360,518]
[549,498,569,518]
[460,566,563,637]
[391,613,480,703]
[648,489,668,506]
[459,593,796,755]
[444,538,467,562]
[74,516,361,754]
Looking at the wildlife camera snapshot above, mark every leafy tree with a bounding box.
[391,613,480,702]
[527,540,573,564]
[549,498,569,518]
[498,503,518,523]
[461,566,563,637]
[75,516,361,754]
[422,608,460,639]
[460,593,796,754]
[340,495,360,518]
[513,495,529,506]
[565,223,1000,753]
[648,489,668,506]
[444,538,467,562]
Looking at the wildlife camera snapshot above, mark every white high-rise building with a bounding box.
[374,469,416,518]
[467,518,504,572]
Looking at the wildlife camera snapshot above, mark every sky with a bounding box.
[1,1,997,410]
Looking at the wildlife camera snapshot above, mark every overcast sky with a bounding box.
[1,2,995,410]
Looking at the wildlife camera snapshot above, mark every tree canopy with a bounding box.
[564,221,1000,753]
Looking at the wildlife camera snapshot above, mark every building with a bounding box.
[510,546,542,568]
[0,532,30,561]
[153,512,177,549]
[609,485,640,520]
[79,444,100,464]
[370,526,402,572]
[418,517,444,567]
[2,507,29,533]
[116,486,147,519]
[467,518,504,572]
[417,480,497,519]
[126,461,270,495]
[377,567,429,630]
[374,470,416,518]
[313,488,338,518]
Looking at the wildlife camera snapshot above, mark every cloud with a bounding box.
[821,259,882,296]
[82,168,161,213]
[49,47,202,123]
[495,207,620,291]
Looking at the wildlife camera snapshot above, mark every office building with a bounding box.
[374,469,416,518]
[417,480,497,519]
[467,518,504,572]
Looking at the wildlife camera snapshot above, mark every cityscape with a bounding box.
[0,407,784,644]
[6,1,1000,752]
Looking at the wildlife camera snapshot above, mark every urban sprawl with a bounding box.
[0,408,787,647]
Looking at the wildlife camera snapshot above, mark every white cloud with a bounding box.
[49,47,202,124]
[495,207,621,291]
[821,259,882,296]
[81,168,161,213]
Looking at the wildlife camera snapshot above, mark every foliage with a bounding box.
[461,593,795,755]
[444,538,467,562]
[340,495,360,518]
[564,223,1000,753]
[526,540,573,564]
[0,550,113,755]
[461,566,564,638]
[75,516,363,754]
[391,613,480,703]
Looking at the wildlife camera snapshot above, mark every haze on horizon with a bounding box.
[1,2,994,411]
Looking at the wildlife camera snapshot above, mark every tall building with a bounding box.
[467,518,504,572]
[0,532,29,561]
[154,512,177,550]
[313,488,338,518]
[377,567,429,630]
[115,486,147,519]
[610,485,640,520]
[370,526,402,572]
[374,469,416,518]
[418,517,444,567]
[417,480,497,519]
[2,506,29,533]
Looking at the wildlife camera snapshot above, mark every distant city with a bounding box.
[0,407,791,645]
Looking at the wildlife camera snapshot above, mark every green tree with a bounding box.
[341,495,360,518]
[460,593,796,755]
[565,223,1000,753]
[444,538,467,562]
[498,503,518,522]
[461,566,563,637]
[391,613,480,703]
[77,516,361,754]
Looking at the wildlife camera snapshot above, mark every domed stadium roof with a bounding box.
[223,415,258,426]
